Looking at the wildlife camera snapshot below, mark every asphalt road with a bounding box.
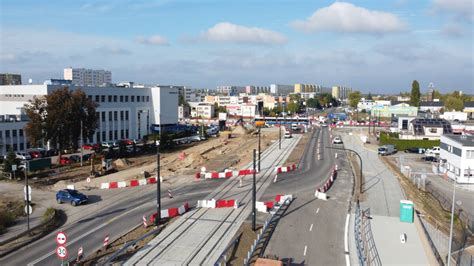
[0,179,222,266]
[262,127,354,265]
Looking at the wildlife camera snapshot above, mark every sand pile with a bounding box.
[231,125,249,135]
[114,158,132,168]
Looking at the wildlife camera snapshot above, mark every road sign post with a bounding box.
[56,231,67,245]
[77,246,83,262]
[252,149,256,231]
[104,235,109,249]
[24,162,30,235]
[56,245,67,263]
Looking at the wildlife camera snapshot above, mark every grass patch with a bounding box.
[0,198,25,234]
[379,132,440,151]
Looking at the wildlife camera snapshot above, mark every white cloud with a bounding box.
[432,0,473,20]
[136,35,169,46]
[440,23,465,38]
[200,22,287,45]
[291,2,406,34]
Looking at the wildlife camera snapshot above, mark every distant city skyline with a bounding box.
[1,0,472,93]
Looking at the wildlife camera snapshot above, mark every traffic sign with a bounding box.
[24,193,32,202]
[24,205,33,215]
[86,177,91,183]
[12,164,17,171]
[56,232,67,245]
[201,167,206,173]
[56,245,67,259]
[77,246,83,257]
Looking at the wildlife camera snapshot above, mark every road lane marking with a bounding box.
[316,208,319,214]
[309,224,313,231]
[303,245,307,256]
[344,214,351,266]
[28,201,153,265]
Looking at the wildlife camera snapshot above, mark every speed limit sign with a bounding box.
[56,245,68,259]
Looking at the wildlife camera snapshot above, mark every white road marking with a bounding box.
[316,208,320,214]
[303,245,307,256]
[344,214,351,266]
[309,224,313,231]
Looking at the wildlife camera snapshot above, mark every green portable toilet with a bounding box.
[400,200,414,223]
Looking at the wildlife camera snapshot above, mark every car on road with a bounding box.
[378,145,397,156]
[321,123,328,127]
[56,189,88,206]
[16,152,32,160]
[284,131,292,138]
[332,136,343,144]
[405,147,426,154]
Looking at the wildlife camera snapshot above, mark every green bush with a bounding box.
[42,207,56,223]
[379,132,440,151]
[0,212,15,233]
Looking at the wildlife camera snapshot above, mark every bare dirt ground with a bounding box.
[0,197,24,234]
[23,126,278,189]
[284,132,310,166]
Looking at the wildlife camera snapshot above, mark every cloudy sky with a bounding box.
[0,0,472,93]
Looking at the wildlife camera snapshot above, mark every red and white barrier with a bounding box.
[196,168,256,179]
[256,194,292,213]
[149,202,190,223]
[103,235,109,248]
[275,164,297,174]
[100,176,161,190]
[197,199,238,208]
[315,166,338,196]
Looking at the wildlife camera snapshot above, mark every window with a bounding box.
[120,129,124,139]
[20,143,24,150]
[137,95,140,102]
[114,130,118,139]
[109,131,113,140]
[102,131,106,141]
[96,132,101,143]
[125,96,129,102]
[114,111,118,121]
[13,143,18,151]
[131,96,135,102]
[126,129,129,138]
[142,96,145,102]
[12,130,17,137]
[109,112,112,121]
[108,95,112,102]
[429,128,437,134]
[120,111,124,120]
[0,131,2,138]
[102,112,106,122]
[88,95,93,101]
[101,95,105,102]
[448,145,453,153]
[125,111,129,120]
[95,95,100,102]
[26,142,30,149]
[146,96,150,102]
[467,150,474,159]
[19,129,23,137]
[113,95,117,102]
[120,95,124,102]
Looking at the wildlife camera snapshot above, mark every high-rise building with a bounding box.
[332,85,352,100]
[270,84,293,96]
[0,73,22,85]
[64,67,112,86]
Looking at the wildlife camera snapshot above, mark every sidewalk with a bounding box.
[341,130,433,265]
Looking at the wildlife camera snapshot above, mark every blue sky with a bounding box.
[0,0,472,93]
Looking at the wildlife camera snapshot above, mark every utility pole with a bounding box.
[252,149,256,231]
[80,120,83,167]
[278,116,281,150]
[155,116,162,226]
[25,161,30,235]
[447,177,456,266]
[258,128,261,172]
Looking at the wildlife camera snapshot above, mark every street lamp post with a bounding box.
[155,115,162,226]
[447,176,457,266]
[252,149,256,231]
[80,120,83,167]
[258,128,261,171]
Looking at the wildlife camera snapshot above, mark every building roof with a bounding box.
[411,118,452,134]
[442,134,474,147]
[420,101,444,107]
[464,102,474,108]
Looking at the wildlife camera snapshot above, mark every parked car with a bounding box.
[59,157,71,165]
[82,153,93,161]
[122,139,134,145]
[69,155,81,163]
[16,152,32,160]
[45,149,59,157]
[378,145,397,156]
[422,156,439,162]
[321,123,328,127]
[29,150,42,158]
[405,147,426,154]
[82,144,94,150]
[332,136,343,144]
[291,124,299,131]
[425,146,441,157]
[56,189,88,206]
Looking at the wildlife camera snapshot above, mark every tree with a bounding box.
[24,87,98,156]
[306,98,320,109]
[2,148,19,173]
[348,91,361,109]
[287,101,299,114]
[367,92,373,100]
[410,80,421,107]
[444,96,464,111]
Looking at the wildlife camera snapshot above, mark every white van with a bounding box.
[284,131,292,138]
[291,124,299,131]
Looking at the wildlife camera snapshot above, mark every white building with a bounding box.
[0,84,178,155]
[332,85,352,100]
[270,84,293,96]
[64,67,112,86]
[440,135,474,184]
[189,102,214,119]
[419,101,444,113]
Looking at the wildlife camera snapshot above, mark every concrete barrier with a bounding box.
[150,202,190,223]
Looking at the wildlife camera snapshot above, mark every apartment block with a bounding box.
[64,67,112,86]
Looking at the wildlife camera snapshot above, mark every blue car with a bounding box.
[56,189,88,206]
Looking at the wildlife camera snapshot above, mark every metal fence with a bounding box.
[354,204,382,266]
